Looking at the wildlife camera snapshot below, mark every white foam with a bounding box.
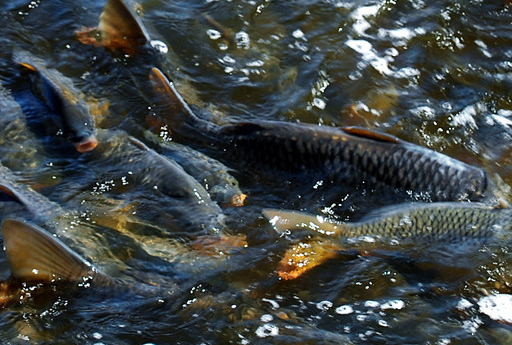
[478,294,512,323]
[351,4,382,36]
[292,29,306,40]
[450,105,478,129]
[335,305,354,315]
[381,299,405,310]
[255,324,279,338]
[346,39,393,76]
[150,40,169,54]
[490,114,512,128]
[207,29,222,40]
[316,300,333,310]
[456,298,473,310]
[364,300,380,308]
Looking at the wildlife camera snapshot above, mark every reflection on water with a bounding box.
[0,0,512,343]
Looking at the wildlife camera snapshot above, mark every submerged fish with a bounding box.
[142,131,246,207]
[76,0,156,56]
[263,203,512,279]
[80,130,227,234]
[148,67,488,202]
[0,218,176,308]
[14,52,98,153]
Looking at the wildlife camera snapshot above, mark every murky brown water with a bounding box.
[1,0,512,344]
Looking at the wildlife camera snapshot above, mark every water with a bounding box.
[0,0,512,343]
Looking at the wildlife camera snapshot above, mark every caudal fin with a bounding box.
[1,218,97,283]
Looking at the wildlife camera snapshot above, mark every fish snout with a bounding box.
[74,134,99,153]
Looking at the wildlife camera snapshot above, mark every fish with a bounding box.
[79,130,227,234]
[0,163,60,223]
[141,131,246,207]
[263,203,512,280]
[0,84,46,170]
[0,218,178,309]
[76,0,156,56]
[14,52,98,153]
[148,67,488,202]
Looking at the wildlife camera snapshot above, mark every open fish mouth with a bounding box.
[75,135,99,153]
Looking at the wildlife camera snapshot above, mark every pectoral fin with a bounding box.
[277,237,341,280]
[1,218,96,283]
[341,126,401,144]
[262,208,340,236]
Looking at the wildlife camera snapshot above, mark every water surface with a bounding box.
[1,0,512,344]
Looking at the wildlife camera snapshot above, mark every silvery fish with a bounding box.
[147,67,488,202]
[14,51,98,153]
[263,203,512,279]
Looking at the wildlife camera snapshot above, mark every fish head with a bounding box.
[59,101,98,153]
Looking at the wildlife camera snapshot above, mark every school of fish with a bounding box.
[0,0,509,329]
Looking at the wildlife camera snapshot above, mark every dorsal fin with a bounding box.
[262,209,340,236]
[149,67,197,119]
[1,218,97,283]
[341,126,401,144]
[98,0,150,54]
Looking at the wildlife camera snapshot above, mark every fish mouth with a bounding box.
[75,135,99,153]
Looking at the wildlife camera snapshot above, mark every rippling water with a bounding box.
[1,0,512,344]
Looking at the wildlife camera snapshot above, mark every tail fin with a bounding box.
[77,0,150,55]
[1,218,98,283]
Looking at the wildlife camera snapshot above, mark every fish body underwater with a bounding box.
[75,0,487,202]
[0,218,176,309]
[76,0,153,56]
[148,67,488,202]
[146,132,246,207]
[81,130,227,234]
[263,203,512,279]
[13,51,98,153]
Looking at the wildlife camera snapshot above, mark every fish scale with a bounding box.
[148,67,488,202]
[342,204,510,243]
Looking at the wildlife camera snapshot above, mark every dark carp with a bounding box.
[15,52,98,153]
[75,130,227,234]
[263,203,512,279]
[148,67,488,202]
[142,132,246,207]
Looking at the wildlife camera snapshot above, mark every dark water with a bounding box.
[1,0,512,344]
